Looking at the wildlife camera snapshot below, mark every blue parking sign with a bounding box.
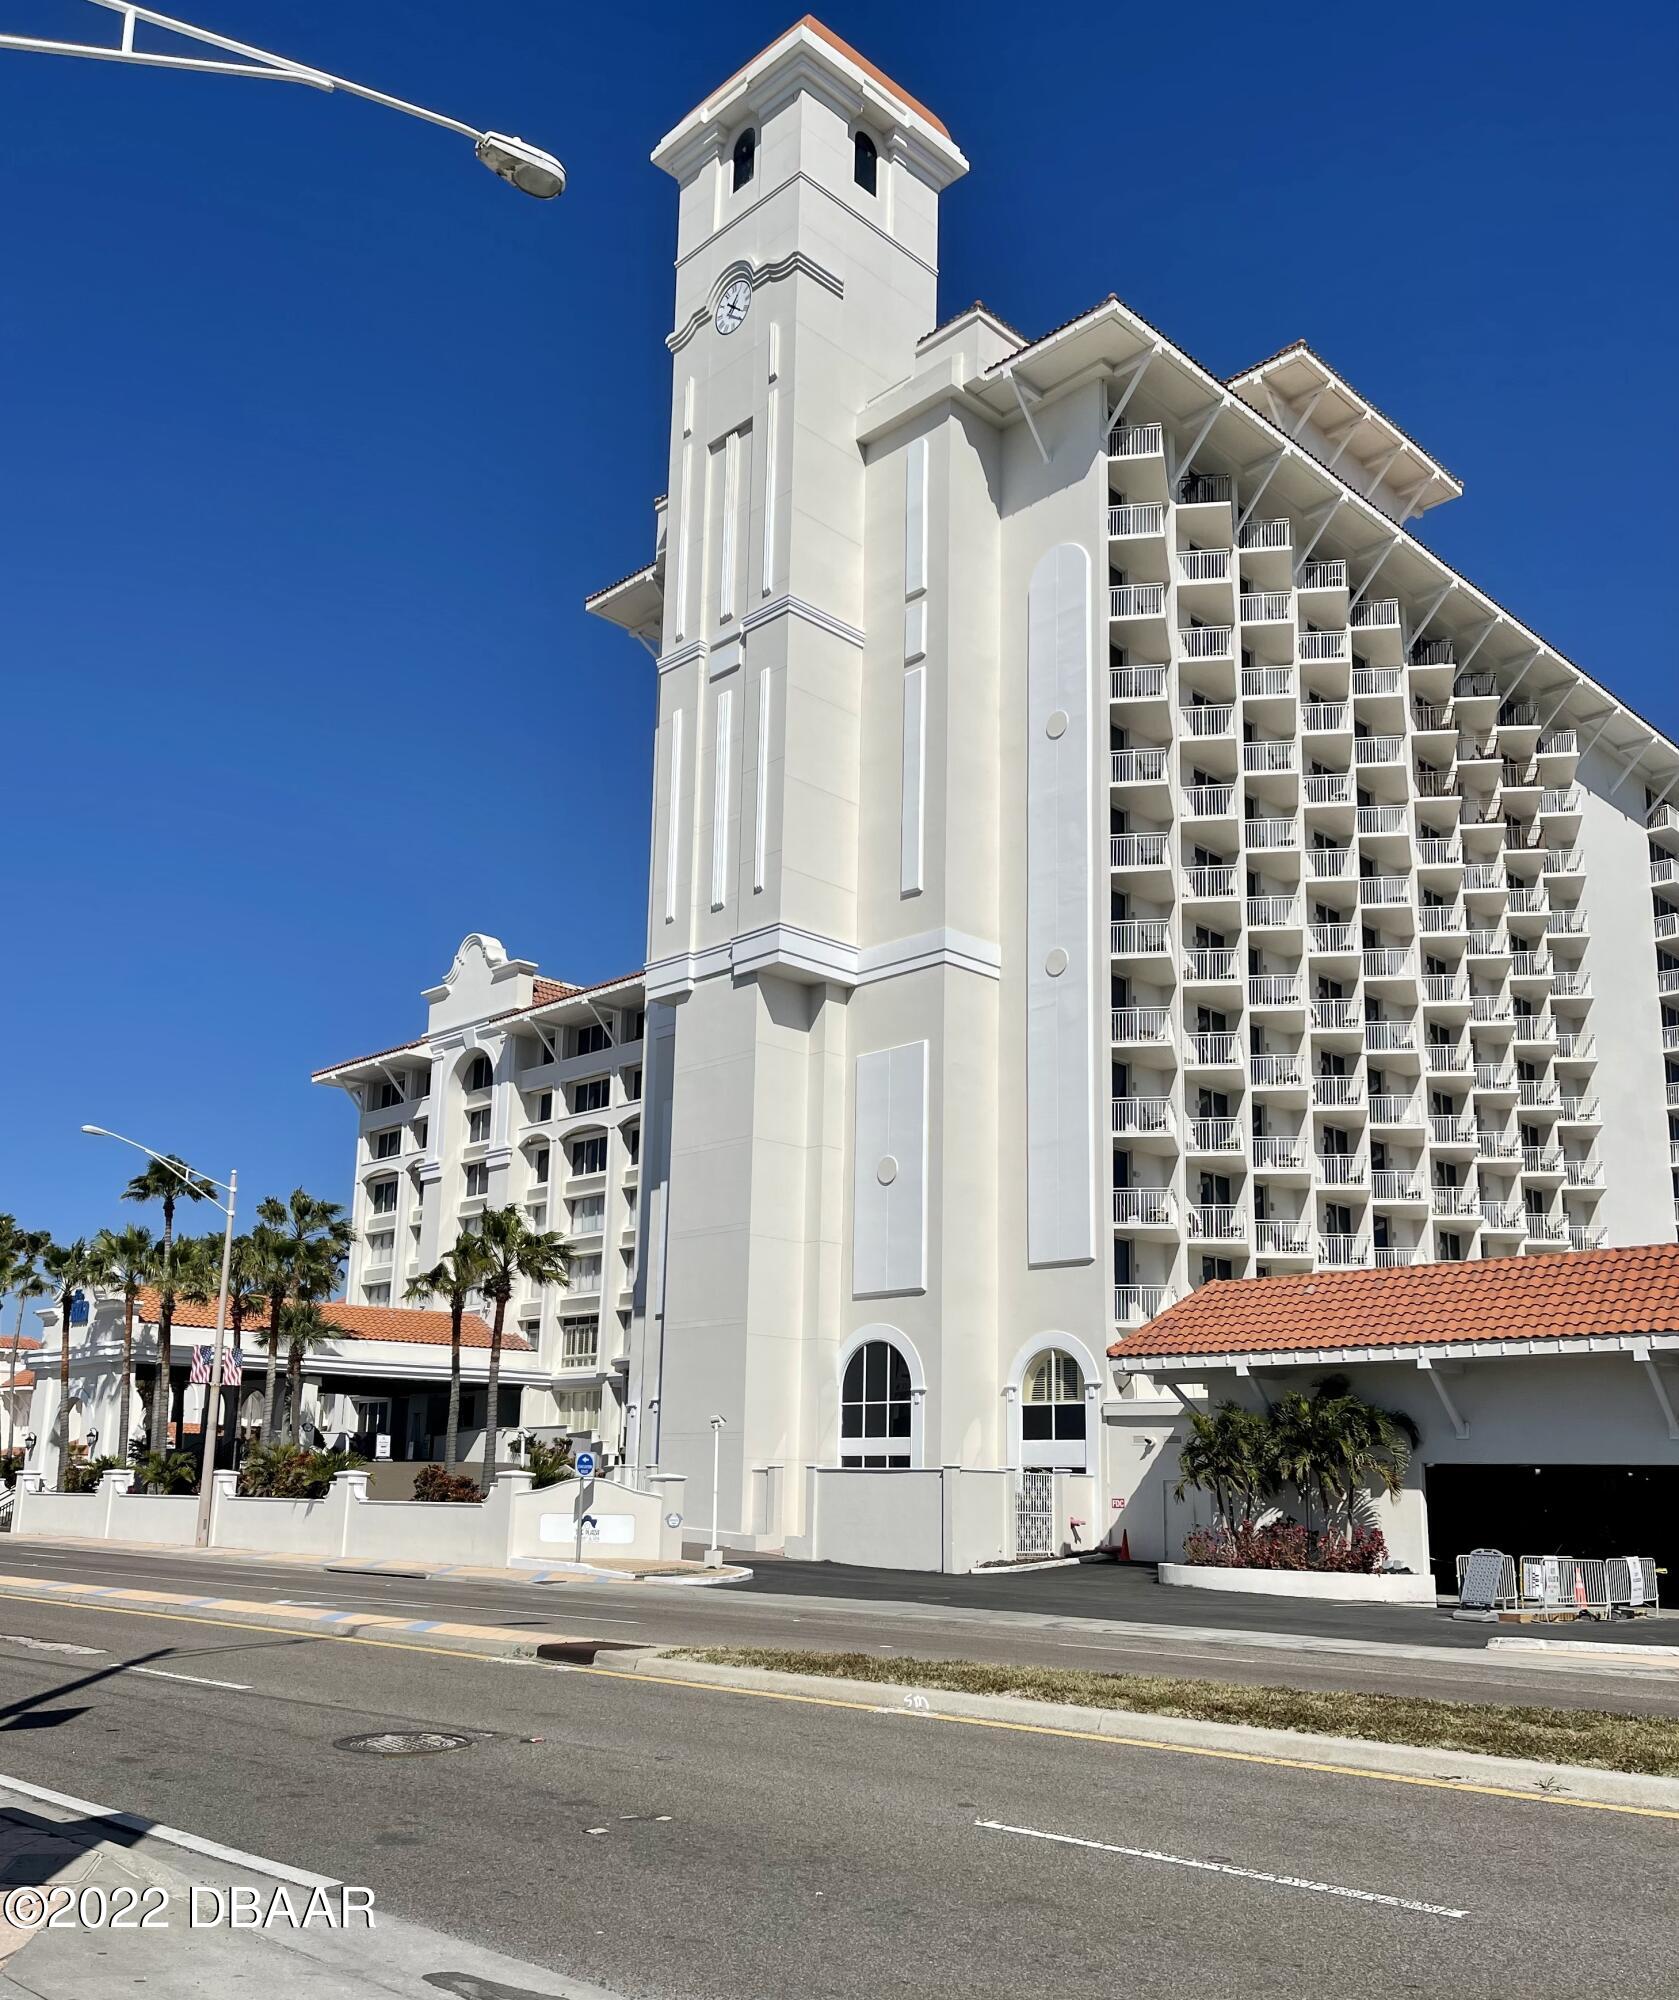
[575,1450,596,1481]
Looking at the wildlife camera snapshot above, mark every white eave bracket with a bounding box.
[1631,1341,1679,1440]
[1415,1354,1468,1438]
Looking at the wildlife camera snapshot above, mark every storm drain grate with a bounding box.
[335,1730,473,1756]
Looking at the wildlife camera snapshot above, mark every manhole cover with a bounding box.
[336,1731,472,1757]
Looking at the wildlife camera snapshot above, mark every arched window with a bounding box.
[840,1339,912,1468]
[464,1053,493,1093]
[1022,1349,1086,1447]
[732,128,756,191]
[853,131,877,195]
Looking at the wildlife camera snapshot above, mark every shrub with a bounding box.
[521,1435,576,1491]
[135,1449,200,1495]
[237,1441,361,1499]
[64,1454,125,1494]
[1180,1518,1387,1573]
[0,1447,24,1490]
[412,1464,483,1504]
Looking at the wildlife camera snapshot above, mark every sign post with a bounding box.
[573,1448,597,1564]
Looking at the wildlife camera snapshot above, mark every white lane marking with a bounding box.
[975,1820,1468,1919]
[0,1633,106,1657]
[0,1771,337,1890]
[130,1667,253,1692]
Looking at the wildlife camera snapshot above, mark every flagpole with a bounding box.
[193,1167,237,1548]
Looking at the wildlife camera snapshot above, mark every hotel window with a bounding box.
[573,1022,611,1058]
[853,130,877,194]
[374,1081,403,1110]
[571,1135,608,1176]
[556,1386,603,1432]
[624,1010,645,1043]
[569,1254,603,1292]
[464,1162,490,1199]
[1022,1350,1086,1443]
[560,1317,599,1369]
[532,1146,550,1186]
[624,1124,641,1166]
[535,1091,553,1123]
[369,1178,398,1216]
[731,127,755,191]
[467,1107,492,1144]
[362,1282,391,1306]
[465,1053,493,1092]
[624,1067,642,1103]
[373,1130,402,1160]
[572,1077,610,1115]
[413,1118,428,1149]
[365,1231,394,1266]
[569,1195,605,1234]
[840,1340,913,1469]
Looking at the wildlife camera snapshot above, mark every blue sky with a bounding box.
[2,0,1675,1259]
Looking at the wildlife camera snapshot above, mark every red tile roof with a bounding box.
[1109,1245,1679,1362]
[134,1289,525,1353]
[312,970,642,1080]
[710,17,950,138]
[4,1368,33,1389]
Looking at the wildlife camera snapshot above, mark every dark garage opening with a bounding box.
[1424,1463,1677,1606]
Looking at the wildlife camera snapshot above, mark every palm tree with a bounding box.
[248,1222,291,1443]
[469,1206,571,1487]
[1173,1401,1277,1530]
[170,1233,262,1473]
[40,1239,99,1491]
[120,1156,214,1446]
[88,1225,157,1464]
[2,1224,49,1466]
[1269,1375,1418,1535]
[254,1192,354,1442]
[276,1301,350,1444]
[405,1236,488,1475]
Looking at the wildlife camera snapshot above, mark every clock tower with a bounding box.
[628,22,967,1541]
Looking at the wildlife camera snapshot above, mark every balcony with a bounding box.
[1411,640,1456,668]
[1179,626,1234,661]
[1544,910,1587,937]
[1297,557,1347,590]
[1423,974,1466,1003]
[1111,919,1171,956]
[1115,1283,1171,1326]
[1476,1129,1520,1162]
[1506,883,1545,913]
[1540,787,1581,818]
[1310,921,1357,953]
[1432,1184,1480,1219]
[1240,590,1292,625]
[1510,950,1552,981]
[1349,598,1400,632]
[1247,894,1301,929]
[1568,1224,1607,1252]
[1183,783,1237,819]
[1374,1246,1417,1268]
[1425,1045,1470,1073]
[1184,947,1239,983]
[1412,701,1453,734]
[1467,930,1506,957]
[1108,501,1165,539]
[1311,999,1360,1031]
[1562,1159,1601,1188]
[1319,1235,1369,1268]
[1188,1117,1243,1153]
[1354,735,1405,767]
[1242,665,1295,699]
[1417,838,1462,867]
[1372,1168,1423,1203]
[1300,631,1350,664]
[1180,702,1235,739]
[1250,974,1302,1008]
[1652,858,1679,889]
[1256,1219,1312,1256]
[1649,802,1679,837]
[1430,1114,1476,1147]
[1453,670,1499,701]
[1370,1093,1418,1124]
[1112,747,1168,785]
[1358,805,1407,837]
[1311,1074,1362,1108]
[1188,1031,1240,1067]
[1303,773,1353,807]
[1559,1093,1600,1122]
[1245,816,1298,850]
[1108,422,1164,462]
[1302,702,1350,733]
[1243,740,1298,777]
[1542,847,1583,876]
[1177,547,1233,584]
[1364,1021,1415,1053]
[1358,875,1410,907]
[1418,906,1465,935]
[1240,517,1292,553]
[1112,832,1170,870]
[1111,1005,1172,1045]
[1351,666,1403,697]
[1178,472,1232,507]
[1525,1215,1569,1246]
[1113,1187,1176,1227]
[1112,1097,1174,1137]
[1364,947,1413,980]
[1551,970,1592,1001]
[1317,1152,1366,1185]
[1518,1080,1562,1110]
[1111,663,1168,701]
[1471,996,1512,1024]
[1188,1205,1245,1242]
[1538,730,1578,758]
[1184,864,1238,900]
[1251,1052,1304,1087]
[1254,1135,1308,1170]
[1481,1203,1523,1233]
[1306,847,1354,881]
[1111,583,1166,620]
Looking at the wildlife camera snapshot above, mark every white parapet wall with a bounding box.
[1158,1562,1438,1605]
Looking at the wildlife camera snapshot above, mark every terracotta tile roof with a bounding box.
[313,970,643,1081]
[1,1336,41,1351]
[531,977,573,1003]
[710,17,950,138]
[4,1368,33,1389]
[583,560,659,608]
[1227,337,1460,486]
[1109,1244,1679,1362]
[134,1289,524,1353]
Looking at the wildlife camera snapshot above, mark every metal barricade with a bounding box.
[1504,1553,1661,1618]
[1605,1556,1660,1612]
[1456,1549,1517,1609]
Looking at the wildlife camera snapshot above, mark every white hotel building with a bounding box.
[316,22,1679,1565]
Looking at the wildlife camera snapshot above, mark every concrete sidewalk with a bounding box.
[0,1777,615,1998]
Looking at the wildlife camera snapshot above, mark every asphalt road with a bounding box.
[0,1594,1672,1999]
[1,1539,1676,1717]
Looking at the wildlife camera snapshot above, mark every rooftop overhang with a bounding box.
[304,1342,544,1386]
[1111,1332,1679,1374]
[584,561,664,646]
[1228,342,1463,516]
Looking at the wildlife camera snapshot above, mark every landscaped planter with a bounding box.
[1159,1561,1437,1605]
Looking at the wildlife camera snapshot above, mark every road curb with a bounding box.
[612,1654,1679,1815]
[0,1572,629,1663]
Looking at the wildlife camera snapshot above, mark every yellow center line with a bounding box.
[2,1587,1674,1823]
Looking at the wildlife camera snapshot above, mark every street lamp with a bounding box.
[0,2,566,197]
[81,1124,235,1547]
[707,1413,726,1568]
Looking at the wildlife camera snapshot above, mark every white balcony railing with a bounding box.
[1112,832,1170,869]
[1245,816,1298,849]
[1306,847,1354,879]
[1243,739,1297,775]
[1310,922,1356,952]
[1432,1184,1479,1218]
[1250,974,1301,1007]
[1113,1188,1175,1227]
[1111,582,1166,619]
[1317,1152,1366,1184]
[1319,1235,1369,1267]
[1181,702,1235,737]
[1180,626,1234,660]
[1111,919,1171,955]
[1417,838,1462,867]
[1423,974,1465,1002]
[1300,630,1349,663]
[1311,1074,1362,1107]
[1430,1115,1475,1145]
[1357,805,1407,835]
[1372,1168,1422,1202]
[1256,1219,1312,1255]
[1302,702,1350,732]
[1350,598,1400,631]
[1242,666,1294,699]
[1240,591,1292,624]
[1351,666,1403,696]
[1373,1246,1417,1268]
[1358,875,1410,906]
[1311,999,1360,1031]
[1425,1044,1470,1072]
[1240,517,1292,552]
[1189,1032,1240,1066]
[1111,1006,1172,1044]
[1111,663,1168,701]
[1518,1080,1561,1109]
[1188,1204,1245,1240]
[1177,547,1232,583]
[1184,783,1237,818]
[1297,558,1347,590]
[1115,1283,1171,1324]
[1108,421,1164,459]
[1189,1117,1242,1152]
[1481,1202,1522,1232]
[1369,1093,1417,1124]
[1363,948,1412,979]
[1185,948,1239,981]
[1254,1135,1307,1169]
[1355,735,1405,766]
[1247,894,1301,928]
[1112,747,1168,784]
[1112,1097,1174,1136]
[1108,501,1165,539]
[1365,1021,1415,1052]
[1522,1147,1562,1175]
[1303,773,1353,805]
[1475,1064,1516,1091]
[1184,864,1238,899]
[1251,1053,1303,1087]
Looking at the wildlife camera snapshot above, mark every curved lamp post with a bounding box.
[81,1124,235,1547]
[0,1,565,197]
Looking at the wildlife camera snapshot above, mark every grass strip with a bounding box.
[668,1647,1679,1777]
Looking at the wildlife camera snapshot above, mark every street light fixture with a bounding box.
[81,1124,235,1548]
[0,1,566,197]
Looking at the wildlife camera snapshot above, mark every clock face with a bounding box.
[714,277,752,336]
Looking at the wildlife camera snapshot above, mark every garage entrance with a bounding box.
[1423,1464,1677,1606]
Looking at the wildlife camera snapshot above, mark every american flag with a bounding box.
[189,1345,243,1386]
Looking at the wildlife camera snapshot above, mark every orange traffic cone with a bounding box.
[1117,1531,1132,1563]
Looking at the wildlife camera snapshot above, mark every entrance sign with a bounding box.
[575,1450,596,1481]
